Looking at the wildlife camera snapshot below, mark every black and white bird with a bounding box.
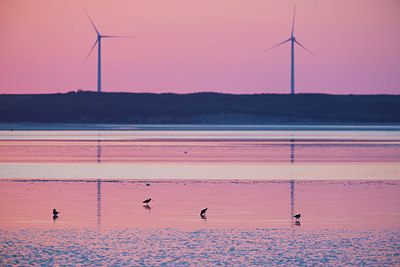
[200,208,208,217]
[142,198,152,204]
[294,213,301,222]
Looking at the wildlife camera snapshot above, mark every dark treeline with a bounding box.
[0,91,399,124]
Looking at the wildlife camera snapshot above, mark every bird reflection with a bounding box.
[143,204,151,210]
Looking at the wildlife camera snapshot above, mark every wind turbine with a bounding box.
[83,9,133,93]
[264,7,316,94]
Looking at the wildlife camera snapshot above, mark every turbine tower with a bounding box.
[83,9,132,93]
[265,7,316,94]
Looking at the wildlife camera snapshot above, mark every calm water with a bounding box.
[0,179,399,229]
[1,124,399,179]
[0,124,399,265]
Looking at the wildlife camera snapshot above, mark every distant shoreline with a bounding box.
[1,122,400,131]
[1,92,399,124]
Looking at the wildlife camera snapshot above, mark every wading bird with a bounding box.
[53,209,60,220]
[53,209,59,216]
[200,208,208,218]
[142,198,152,204]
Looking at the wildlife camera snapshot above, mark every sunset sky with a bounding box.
[0,0,399,95]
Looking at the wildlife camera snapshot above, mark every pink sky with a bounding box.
[0,0,399,95]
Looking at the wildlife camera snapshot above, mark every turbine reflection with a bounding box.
[97,179,101,226]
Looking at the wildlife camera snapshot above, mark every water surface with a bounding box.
[1,124,399,265]
[1,125,399,179]
[0,179,399,229]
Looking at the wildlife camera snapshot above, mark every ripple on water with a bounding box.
[1,228,399,266]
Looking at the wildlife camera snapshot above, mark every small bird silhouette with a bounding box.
[52,209,59,220]
[200,208,208,217]
[294,213,301,222]
[142,198,152,204]
[53,209,59,216]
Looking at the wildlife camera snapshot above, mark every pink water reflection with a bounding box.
[1,139,399,163]
[0,180,398,229]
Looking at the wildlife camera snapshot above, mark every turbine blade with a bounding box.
[101,35,135,38]
[294,40,318,58]
[263,38,291,52]
[83,8,100,36]
[291,6,296,37]
[82,39,98,66]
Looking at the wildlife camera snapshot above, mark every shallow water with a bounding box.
[0,179,399,229]
[1,179,399,265]
[0,125,399,179]
[1,228,399,266]
[0,124,399,265]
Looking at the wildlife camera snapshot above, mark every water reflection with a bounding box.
[97,139,102,227]
[97,140,101,163]
[291,139,295,163]
[97,179,101,226]
[291,180,294,225]
[1,130,399,165]
[0,180,399,229]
